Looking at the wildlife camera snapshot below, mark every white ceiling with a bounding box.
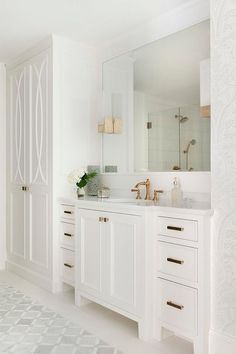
[0,0,189,62]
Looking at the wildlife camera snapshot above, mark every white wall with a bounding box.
[52,36,101,196]
[0,63,6,269]
[210,0,236,353]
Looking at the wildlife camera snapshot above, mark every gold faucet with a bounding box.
[153,189,164,202]
[131,178,151,200]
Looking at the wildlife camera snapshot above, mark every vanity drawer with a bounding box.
[60,204,75,221]
[157,241,197,282]
[61,248,75,286]
[157,279,197,335]
[60,222,75,249]
[158,217,198,241]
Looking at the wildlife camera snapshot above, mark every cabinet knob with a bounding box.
[99,217,109,223]
[22,186,29,191]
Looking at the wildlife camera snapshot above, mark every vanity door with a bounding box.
[76,209,106,299]
[105,212,144,316]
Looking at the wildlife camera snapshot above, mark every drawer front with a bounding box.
[158,279,197,335]
[60,204,75,221]
[60,222,75,249]
[157,241,197,282]
[158,217,197,241]
[61,248,75,286]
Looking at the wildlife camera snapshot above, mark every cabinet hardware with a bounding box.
[63,263,73,268]
[167,226,184,232]
[167,257,184,265]
[166,301,184,310]
[64,233,72,237]
[104,217,109,223]
[99,217,104,222]
[64,211,72,215]
[22,186,28,191]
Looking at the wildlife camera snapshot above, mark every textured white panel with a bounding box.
[29,51,49,185]
[10,68,26,185]
[211,0,236,339]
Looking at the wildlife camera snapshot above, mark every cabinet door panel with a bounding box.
[10,66,26,185]
[107,213,144,315]
[7,65,27,265]
[9,188,26,261]
[29,50,50,186]
[29,190,49,272]
[77,210,102,297]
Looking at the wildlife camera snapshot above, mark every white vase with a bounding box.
[77,187,85,198]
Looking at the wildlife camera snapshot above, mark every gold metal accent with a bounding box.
[167,257,184,265]
[200,105,211,118]
[63,263,74,268]
[153,189,164,202]
[132,178,151,200]
[64,210,73,215]
[64,233,73,237]
[131,188,142,199]
[22,186,28,191]
[167,226,184,232]
[166,301,184,310]
[146,122,152,129]
[99,217,104,222]
[103,217,109,223]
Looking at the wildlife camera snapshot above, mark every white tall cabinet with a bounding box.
[6,37,99,291]
[7,49,52,285]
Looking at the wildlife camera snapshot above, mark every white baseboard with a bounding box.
[209,329,236,354]
[6,261,53,292]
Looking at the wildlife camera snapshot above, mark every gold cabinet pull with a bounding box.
[166,301,184,310]
[64,233,73,237]
[167,257,184,265]
[22,186,28,191]
[64,263,73,268]
[64,210,72,215]
[99,217,109,223]
[167,226,184,232]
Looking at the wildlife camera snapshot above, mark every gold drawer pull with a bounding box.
[64,210,73,215]
[167,301,184,310]
[167,257,184,265]
[64,233,73,237]
[99,217,109,223]
[64,263,73,268]
[167,226,184,232]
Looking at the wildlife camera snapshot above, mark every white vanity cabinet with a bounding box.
[58,198,211,350]
[155,213,211,354]
[76,207,145,326]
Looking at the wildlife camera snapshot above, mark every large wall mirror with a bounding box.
[101,20,210,173]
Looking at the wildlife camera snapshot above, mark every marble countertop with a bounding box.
[58,196,213,216]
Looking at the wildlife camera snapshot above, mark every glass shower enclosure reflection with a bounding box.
[147,105,210,171]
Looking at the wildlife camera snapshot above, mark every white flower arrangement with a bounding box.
[67,168,97,189]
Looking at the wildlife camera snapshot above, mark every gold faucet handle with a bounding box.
[153,189,164,202]
[131,188,142,199]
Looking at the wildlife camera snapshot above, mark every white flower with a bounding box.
[67,168,87,184]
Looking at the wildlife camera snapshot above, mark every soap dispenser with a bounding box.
[171,177,183,205]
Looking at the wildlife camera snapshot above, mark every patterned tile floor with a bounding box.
[0,283,123,354]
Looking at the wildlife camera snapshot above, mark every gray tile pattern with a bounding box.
[0,283,123,354]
